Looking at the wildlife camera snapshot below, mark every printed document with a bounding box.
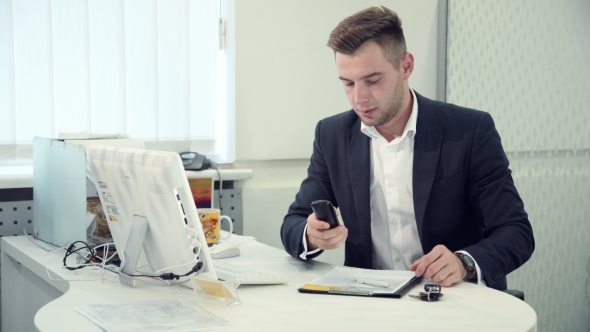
[299,266,420,297]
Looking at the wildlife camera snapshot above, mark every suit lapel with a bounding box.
[412,93,442,245]
[346,122,372,246]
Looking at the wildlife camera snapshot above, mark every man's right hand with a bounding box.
[306,212,348,251]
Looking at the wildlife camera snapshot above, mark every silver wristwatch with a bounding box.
[455,252,476,280]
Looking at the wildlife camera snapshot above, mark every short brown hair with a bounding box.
[327,6,407,65]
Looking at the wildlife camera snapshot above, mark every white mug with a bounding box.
[198,208,233,244]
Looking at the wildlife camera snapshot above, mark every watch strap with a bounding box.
[455,252,476,281]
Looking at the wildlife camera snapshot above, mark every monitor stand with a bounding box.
[115,215,240,306]
[119,215,149,288]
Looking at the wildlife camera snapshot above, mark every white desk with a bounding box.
[1,236,536,332]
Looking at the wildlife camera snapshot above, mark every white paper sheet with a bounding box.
[76,298,229,332]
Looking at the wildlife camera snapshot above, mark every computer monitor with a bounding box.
[85,145,217,287]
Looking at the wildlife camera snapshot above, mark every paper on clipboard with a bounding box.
[298,266,422,298]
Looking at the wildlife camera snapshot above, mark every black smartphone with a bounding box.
[311,200,341,229]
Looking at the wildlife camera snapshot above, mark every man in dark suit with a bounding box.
[280,6,534,290]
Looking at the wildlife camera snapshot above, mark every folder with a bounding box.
[298,266,423,298]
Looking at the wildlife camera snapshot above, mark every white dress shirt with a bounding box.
[361,88,422,270]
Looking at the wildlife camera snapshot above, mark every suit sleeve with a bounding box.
[281,120,336,260]
[464,112,535,286]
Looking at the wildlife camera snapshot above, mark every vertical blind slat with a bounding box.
[12,0,54,143]
[157,0,190,140]
[124,0,159,140]
[88,1,126,134]
[189,0,218,140]
[52,0,90,135]
[0,0,16,144]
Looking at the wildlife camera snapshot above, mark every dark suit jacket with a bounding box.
[281,92,534,290]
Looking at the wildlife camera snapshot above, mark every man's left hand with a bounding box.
[409,245,466,287]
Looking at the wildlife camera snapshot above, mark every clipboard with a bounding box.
[298,266,423,298]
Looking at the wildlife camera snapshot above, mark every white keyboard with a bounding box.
[212,260,288,285]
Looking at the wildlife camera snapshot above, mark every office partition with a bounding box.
[447,0,590,330]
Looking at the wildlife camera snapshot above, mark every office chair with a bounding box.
[502,289,525,301]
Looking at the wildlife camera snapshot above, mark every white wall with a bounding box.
[229,0,443,161]
[235,159,347,265]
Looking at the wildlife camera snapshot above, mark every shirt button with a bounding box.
[396,257,401,262]
[387,183,394,188]
[391,219,398,225]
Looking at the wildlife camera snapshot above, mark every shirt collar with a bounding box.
[360,88,418,140]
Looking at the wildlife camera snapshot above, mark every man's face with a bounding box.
[335,41,406,128]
